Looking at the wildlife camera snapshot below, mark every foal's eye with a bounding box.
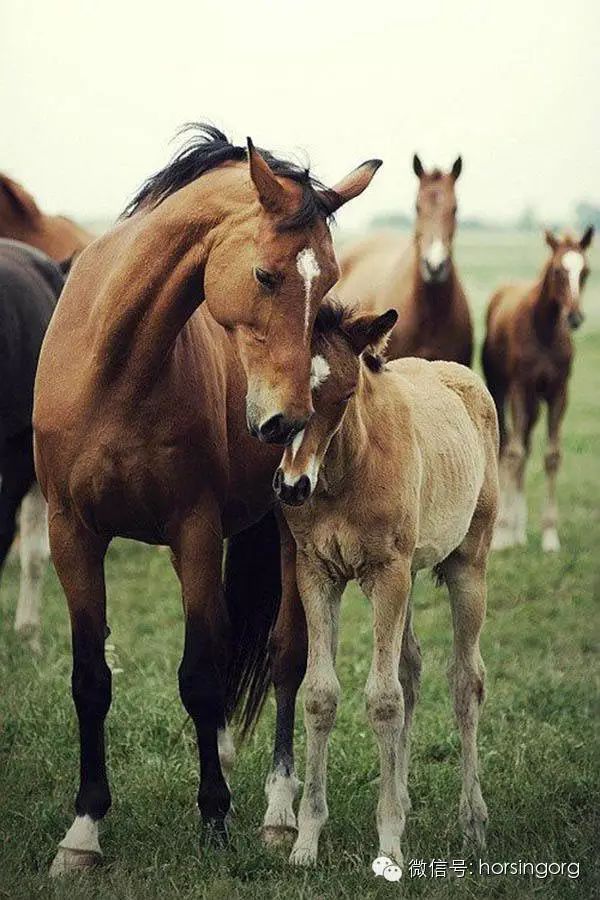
[254,268,279,290]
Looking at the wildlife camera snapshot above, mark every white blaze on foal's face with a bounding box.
[296,248,321,339]
[562,250,585,300]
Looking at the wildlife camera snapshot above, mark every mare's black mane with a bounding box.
[122,123,338,231]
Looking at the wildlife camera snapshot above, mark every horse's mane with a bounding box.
[314,297,386,373]
[121,123,338,231]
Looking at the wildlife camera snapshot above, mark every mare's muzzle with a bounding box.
[273,468,311,506]
[568,310,584,330]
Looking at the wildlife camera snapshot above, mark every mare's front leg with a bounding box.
[542,385,567,552]
[174,507,231,843]
[290,555,343,867]
[363,557,412,865]
[0,431,35,574]
[14,482,49,653]
[262,516,306,845]
[49,513,111,876]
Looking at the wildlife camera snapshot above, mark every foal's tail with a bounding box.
[224,509,281,738]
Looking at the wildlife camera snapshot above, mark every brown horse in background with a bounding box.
[33,125,380,875]
[336,155,473,365]
[0,173,94,260]
[482,227,594,551]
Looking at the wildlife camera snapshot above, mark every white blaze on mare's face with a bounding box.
[310,354,330,390]
[296,248,321,339]
[426,238,447,270]
[562,250,584,299]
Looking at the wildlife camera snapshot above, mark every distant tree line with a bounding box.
[370,201,600,233]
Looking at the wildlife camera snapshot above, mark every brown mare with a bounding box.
[33,125,380,874]
[0,173,93,260]
[266,300,498,865]
[336,155,473,365]
[483,227,594,552]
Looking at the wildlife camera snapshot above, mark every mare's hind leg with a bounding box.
[174,508,231,843]
[262,519,306,845]
[542,385,567,552]
[397,589,422,815]
[439,527,490,849]
[14,482,49,652]
[49,513,110,876]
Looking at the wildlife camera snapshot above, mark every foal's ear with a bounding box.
[545,229,559,251]
[451,156,463,181]
[580,225,595,251]
[343,308,398,356]
[247,137,286,213]
[0,173,41,221]
[320,159,383,213]
[412,154,425,179]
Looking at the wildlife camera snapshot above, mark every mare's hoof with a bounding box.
[49,846,102,877]
[261,824,297,847]
[202,817,230,848]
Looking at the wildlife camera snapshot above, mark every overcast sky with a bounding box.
[3,0,599,231]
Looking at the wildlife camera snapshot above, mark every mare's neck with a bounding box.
[95,165,250,386]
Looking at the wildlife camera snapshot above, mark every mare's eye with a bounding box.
[255,268,279,290]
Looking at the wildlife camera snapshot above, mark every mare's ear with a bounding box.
[343,308,398,356]
[412,154,424,179]
[580,225,594,251]
[545,229,559,251]
[247,137,286,213]
[0,174,41,221]
[320,159,383,213]
[451,156,463,181]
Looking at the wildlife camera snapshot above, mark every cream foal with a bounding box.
[272,300,499,867]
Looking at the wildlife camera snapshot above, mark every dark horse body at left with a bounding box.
[34,125,380,874]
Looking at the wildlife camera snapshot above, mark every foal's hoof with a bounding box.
[49,846,102,877]
[261,824,297,847]
[542,528,561,552]
[289,843,318,867]
[14,623,41,655]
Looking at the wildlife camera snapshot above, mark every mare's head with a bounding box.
[0,173,92,261]
[543,227,594,330]
[412,154,462,284]
[125,126,381,445]
[273,299,397,505]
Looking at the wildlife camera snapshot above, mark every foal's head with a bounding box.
[412,154,462,285]
[273,300,397,505]
[543,227,594,330]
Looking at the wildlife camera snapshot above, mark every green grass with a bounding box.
[1,233,599,898]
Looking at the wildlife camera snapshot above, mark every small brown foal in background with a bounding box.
[270,300,498,866]
[483,227,594,551]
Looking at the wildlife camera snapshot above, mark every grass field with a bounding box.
[1,232,599,899]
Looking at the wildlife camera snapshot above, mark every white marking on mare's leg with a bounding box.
[296,248,320,340]
[262,764,301,843]
[218,725,235,786]
[49,814,102,877]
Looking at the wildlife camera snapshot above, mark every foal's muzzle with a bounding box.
[273,468,312,506]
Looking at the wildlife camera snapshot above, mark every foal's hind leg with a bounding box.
[363,557,412,865]
[397,590,422,815]
[14,482,49,652]
[440,546,488,850]
[262,522,306,845]
[49,513,110,876]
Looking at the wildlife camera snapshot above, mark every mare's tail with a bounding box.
[224,509,281,738]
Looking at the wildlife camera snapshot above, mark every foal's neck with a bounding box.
[532,264,566,343]
[320,372,373,494]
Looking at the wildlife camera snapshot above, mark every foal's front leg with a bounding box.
[290,557,343,867]
[364,558,412,865]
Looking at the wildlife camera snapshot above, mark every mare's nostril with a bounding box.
[259,414,284,443]
[273,468,284,493]
[296,475,311,503]
[258,415,307,445]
